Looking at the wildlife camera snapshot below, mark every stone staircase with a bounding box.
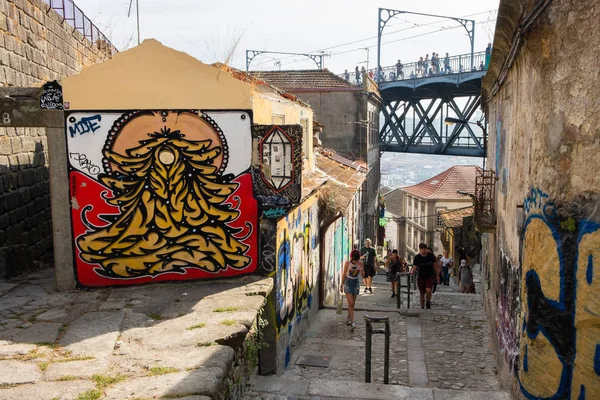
[243,375,511,400]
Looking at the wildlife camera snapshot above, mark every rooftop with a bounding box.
[402,165,481,200]
[251,70,358,91]
[383,187,404,216]
[441,206,474,228]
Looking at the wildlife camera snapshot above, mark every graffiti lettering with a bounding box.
[518,188,600,399]
[263,208,287,219]
[2,112,10,125]
[68,115,102,137]
[69,152,101,175]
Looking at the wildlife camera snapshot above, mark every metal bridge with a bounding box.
[377,51,487,157]
[375,7,488,158]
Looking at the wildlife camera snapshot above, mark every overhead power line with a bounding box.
[250,9,497,69]
[273,18,495,69]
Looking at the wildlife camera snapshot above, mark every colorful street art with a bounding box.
[275,197,319,367]
[66,110,258,287]
[322,217,349,307]
[251,125,302,219]
[518,188,600,399]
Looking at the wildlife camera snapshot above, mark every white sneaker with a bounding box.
[351,322,356,329]
[346,318,351,325]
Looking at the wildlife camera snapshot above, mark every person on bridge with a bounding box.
[410,243,440,309]
[485,42,492,69]
[344,69,350,82]
[417,57,424,77]
[361,239,377,293]
[396,59,404,79]
[341,249,365,329]
[355,66,360,84]
[424,54,429,76]
[444,53,451,74]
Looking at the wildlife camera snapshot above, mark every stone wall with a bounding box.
[0,0,112,276]
[482,0,600,398]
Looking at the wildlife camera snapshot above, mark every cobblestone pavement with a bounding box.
[0,269,272,400]
[245,266,510,399]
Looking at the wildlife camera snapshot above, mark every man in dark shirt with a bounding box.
[361,239,377,293]
[410,243,440,309]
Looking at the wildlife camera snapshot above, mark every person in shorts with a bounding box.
[360,239,377,293]
[341,250,365,329]
[458,259,474,293]
[410,243,440,309]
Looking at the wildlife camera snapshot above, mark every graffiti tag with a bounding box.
[70,152,101,175]
[263,208,287,219]
[68,115,102,137]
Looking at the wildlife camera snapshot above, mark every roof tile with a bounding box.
[251,70,356,90]
[402,165,482,200]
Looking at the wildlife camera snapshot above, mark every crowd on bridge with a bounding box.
[342,44,492,85]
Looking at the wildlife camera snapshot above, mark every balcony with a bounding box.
[474,170,496,232]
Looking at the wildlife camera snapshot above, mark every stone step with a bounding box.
[245,375,511,400]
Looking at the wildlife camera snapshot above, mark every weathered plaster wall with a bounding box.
[274,194,319,374]
[252,90,314,169]
[483,1,600,398]
[292,90,362,160]
[0,0,112,276]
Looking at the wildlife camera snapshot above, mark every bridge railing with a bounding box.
[41,0,118,56]
[339,51,488,85]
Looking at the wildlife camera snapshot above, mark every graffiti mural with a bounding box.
[66,110,258,287]
[251,125,302,219]
[518,188,600,399]
[322,218,346,307]
[495,253,521,375]
[275,197,319,367]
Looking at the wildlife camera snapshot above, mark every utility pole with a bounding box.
[128,0,140,45]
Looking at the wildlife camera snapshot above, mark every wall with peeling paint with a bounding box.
[482,0,600,398]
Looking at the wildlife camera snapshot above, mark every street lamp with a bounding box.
[377,8,475,84]
[444,117,487,169]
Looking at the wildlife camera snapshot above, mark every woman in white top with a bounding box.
[340,249,365,329]
[440,250,453,286]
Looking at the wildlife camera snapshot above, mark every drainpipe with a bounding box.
[318,212,344,309]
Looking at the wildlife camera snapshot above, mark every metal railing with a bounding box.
[364,315,391,384]
[339,51,488,85]
[41,0,118,56]
[395,272,414,309]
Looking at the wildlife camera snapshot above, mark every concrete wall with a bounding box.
[0,0,112,276]
[252,90,314,170]
[482,0,600,398]
[292,90,362,160]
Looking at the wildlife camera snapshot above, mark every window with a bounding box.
[408,198,412,219]
[436,209,446,227]
[420,231,425,246]
[271,114,285,125]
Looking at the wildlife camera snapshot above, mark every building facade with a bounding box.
[400,166,480,260]
[254,70,381,245]
[481,0,600,398]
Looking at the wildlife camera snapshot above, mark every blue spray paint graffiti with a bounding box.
[518,188,600,399]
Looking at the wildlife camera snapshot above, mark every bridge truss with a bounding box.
[379,72,487,157]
